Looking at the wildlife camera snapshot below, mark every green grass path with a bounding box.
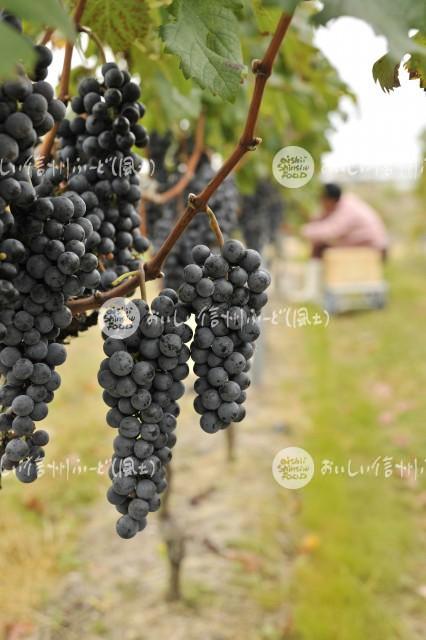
[289,256,426,639]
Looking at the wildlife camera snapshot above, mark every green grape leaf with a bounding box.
[0,22,36,79]
[77,0,152,52]
[372,54,401,92]
[160,0,246,101]
[404,33,426,90]
[1,0,74,39]
[154,72,202,123]
[260,0,302,12]
[251,0,282,33]
[313,0,426,62]
[130,42,203,132]
[373,33,426,92]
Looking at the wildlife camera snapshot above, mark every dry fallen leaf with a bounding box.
[227,550,264,572]
[83,382,98,393]
[23,496,45,515]
[189,486,217,506]
[298,533,321,554]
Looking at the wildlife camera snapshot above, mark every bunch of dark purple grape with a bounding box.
[146,137,239,290]
[0,172,102,484]
[98,290,192,538]
[55,61,150,291]
[240,180,285,253]
[179,239,271,434]
[146,130,172,187]
[0,16,102,482]
[162,155,239,291]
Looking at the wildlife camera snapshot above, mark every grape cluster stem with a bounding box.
[78,26,107,65]
[206,207,224,248]
[138,262,147,301]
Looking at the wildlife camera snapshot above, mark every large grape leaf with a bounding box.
[1,0,74,39]
[74,0,152,52]
[372,54,401,93]
[160,0,246,102]
[130,48,203,128]
[371,40,426,93]
[0,21,36,79]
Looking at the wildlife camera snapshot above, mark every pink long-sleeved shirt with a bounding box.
[301,193,388,250]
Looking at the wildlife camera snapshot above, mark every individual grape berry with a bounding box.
[15,461,38,483]
[5,438,29,461]
[116,515,139,539]
[0,133,19,161]
[222,239,245,264]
